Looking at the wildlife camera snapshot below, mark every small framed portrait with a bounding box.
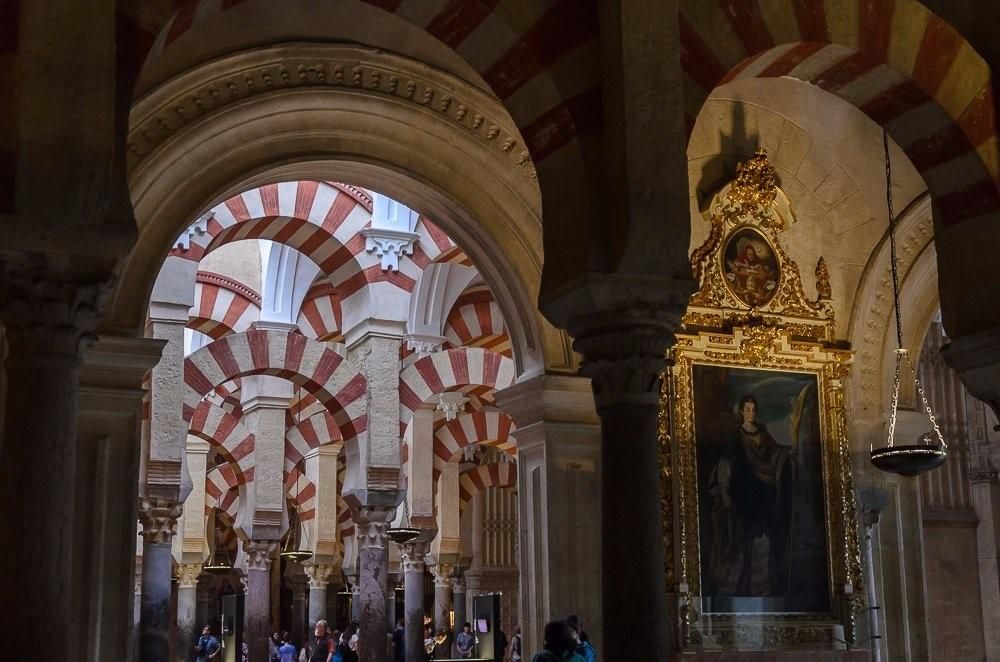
[722,228,780,307]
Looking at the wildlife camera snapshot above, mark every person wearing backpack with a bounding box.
[564,615,596,662]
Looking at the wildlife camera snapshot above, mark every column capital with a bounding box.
[401,540,431,574]
[430,562,455,587]
[451,575,466,594]
[971,470,999,484]
[177,563,202,589]
[0,258,115,359]
[305,563,336,589]
[244,540,277,571]
[138,498,182,544]
[354,506,395,550]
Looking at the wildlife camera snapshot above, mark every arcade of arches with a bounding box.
[4,2,1000,661]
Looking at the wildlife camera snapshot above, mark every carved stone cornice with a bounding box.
[138,498,183,544]
[244,540,277,571]
[0,259,114,359]
[128,43,535,180]
[305,563,336,590]
[177,563,202,589]
[361,228,420,272]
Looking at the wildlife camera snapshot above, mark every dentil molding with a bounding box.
[128,43,536,180]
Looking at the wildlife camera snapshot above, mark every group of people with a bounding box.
[308,620,360,662]
[531,616,596,662]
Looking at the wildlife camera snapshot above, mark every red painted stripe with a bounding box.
[936,179,1000,226]
[295,181,319,219]
[425,0,500,49]
[679,13,729,92]
[221,295,251,331]
[269,217,305,245]
[474,302,496,337]
[333,372,367,409]
[859,81,930,124]
[860,0,894,60]
[297,226,331,257]
[364,264,417,292]
[207,339,240,384]
[521,86,603,162]
[300,300,330,338]
[813,52,880,91]
[482,350,502,386]
[483,0,599,100]
[360,0,403,10]
[409,244,432,270]
[247,328,270,371]
[756,41,826,78]
[165,0,199,47]
[447,307,473,343]
[433,440,453,464]
[415,356,446,394]
[957,83,996,147]
[335,270,368,299]
[231,434,254,462]
[423,218,454,252]
[259,184,280,216]
[718,51,766,86]
[912,14,964,96]
[499,412,513,439]
[720,0,775,54]
[190,400,210,434]
[473,411,489,441]
[792,0,829,42]
[321,190,358,233]
[224,194,251,221]
[449,347,471,385]
[453,289,494,307]
[283,331,308,375]
[115,14,156,89]
[198,279,220,318]
[213,410,238,445]
[399,381,424,414]
[904,123,974,172]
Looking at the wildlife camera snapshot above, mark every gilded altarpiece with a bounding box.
[661,151,863,652]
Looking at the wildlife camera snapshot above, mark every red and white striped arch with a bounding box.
[458,462,517,514]
[679,0,998,227]
[284,411,343,475]
[443,287,511,357]
[189,271,261,339]
[205,465,243,522]
[284,464,317,522]
[433,409,517,477]
[398,347,516,425]
[296,281,343,342]
[188,400,256,485]
[119,1,602,169]
[183,329,368,451]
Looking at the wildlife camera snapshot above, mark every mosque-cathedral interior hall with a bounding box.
[3,2,1000,661]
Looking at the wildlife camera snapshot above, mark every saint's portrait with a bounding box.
[723,228,779,307]
[693,364,830,614]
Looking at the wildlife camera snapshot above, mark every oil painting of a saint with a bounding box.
[723,228,779,307]
[693,365,830,614]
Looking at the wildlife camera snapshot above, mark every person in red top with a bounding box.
[309,620,336,662]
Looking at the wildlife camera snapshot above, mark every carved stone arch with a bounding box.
[119,43,559,375]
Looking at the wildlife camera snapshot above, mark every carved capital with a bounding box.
[357,519,389,551]
[177,563,202,589]
[244,540,277,571]
[431,563,455,587]
[305,563,336,590]
[401,541,431,574]
[0,259,114,359]
[451,575,466,594]
[138,498,182,544]
[361,228,419,271]
[970,470,999,484]
[405,334,446,358]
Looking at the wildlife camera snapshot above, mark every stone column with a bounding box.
[431,562,455,633]
[290,573,309,649]
[356,510,392,662]
[493,375,602,654]
[347,570,362,622]
[305,563,336,629]
[197,574,218,632]
[401,541,431,662]
[139,499,183,662]
[452,575,467,630]
[245,540,278,662]
[971,469,1000,661]
[177,563,202,662]
[0,265,110,657]
[569,313,681,661]
[387,572,398,628]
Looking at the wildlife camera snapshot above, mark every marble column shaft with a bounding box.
[139,501,183,662]
[453,577,467,631]
[245,541,277,662]
[387,573,398,628]
[432,563,455,633]
[402,543,429,662]
[357,518,390,662]
[306,564,335,629]
[176,564,202,662]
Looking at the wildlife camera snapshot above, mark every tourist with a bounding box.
[309,620,337,662]
[455,622,475,658]
[331,630,343,662]
[531,621,584,662]
[433,627,451,659]
[564,616,596,662]
[195,625,221,661]
[393,619,406,661]
[279,634,298,662]
[271,631,282,661]
[510,626,522,662]
[338,623,359,662]
[423,624,436,660]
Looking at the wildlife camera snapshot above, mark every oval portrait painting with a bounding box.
[722,228,780,307]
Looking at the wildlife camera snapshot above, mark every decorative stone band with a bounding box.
[0,259,114,359]
[431,563,455,587]
[305,563,336,590]
[138,498,183,544]
[177,563,203,589]
[969,470,999,484]
[244,540,278,571]
[400,541,431,574]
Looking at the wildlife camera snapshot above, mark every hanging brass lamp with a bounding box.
[869,128,947,476]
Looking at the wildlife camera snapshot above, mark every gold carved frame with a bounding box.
[660,151,863,651]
